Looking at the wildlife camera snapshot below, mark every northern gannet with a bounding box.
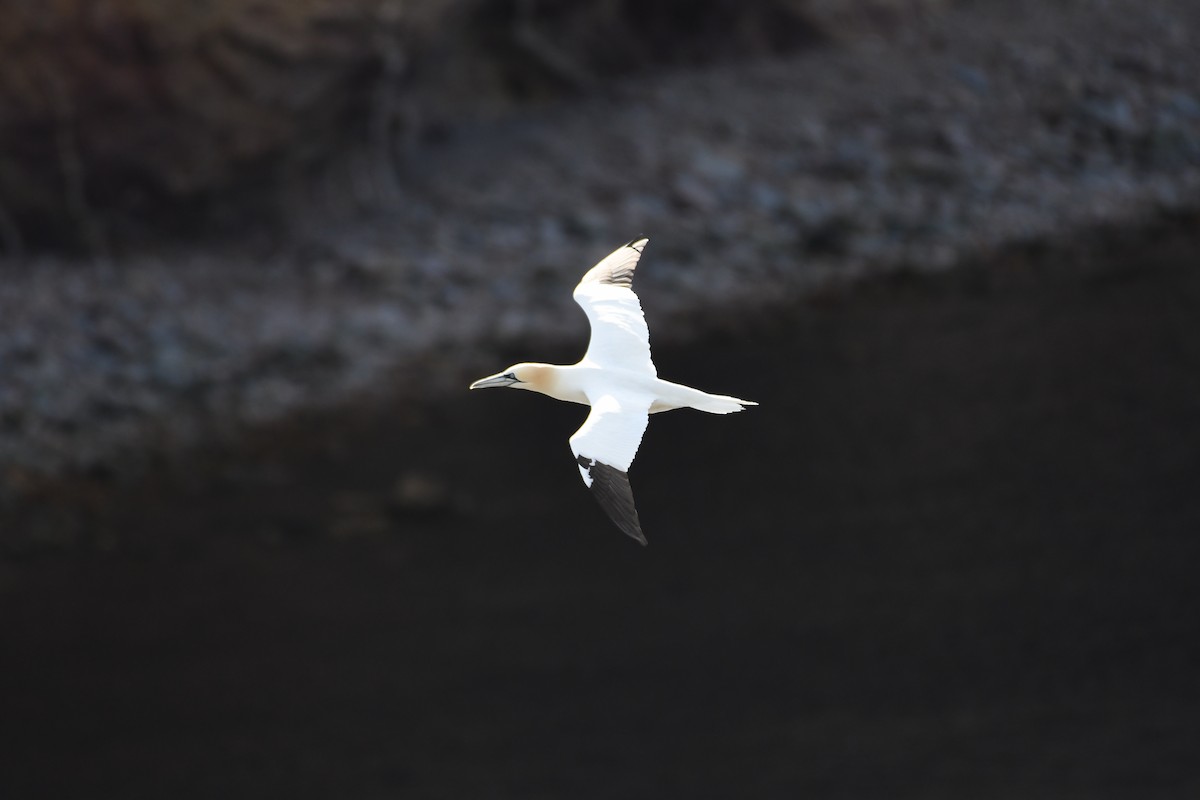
[470,238,757,545]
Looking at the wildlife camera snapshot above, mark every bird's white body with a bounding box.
[518,363,748,416]
[470,238,756,544]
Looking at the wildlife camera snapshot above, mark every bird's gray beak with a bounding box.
[469,371,518,390]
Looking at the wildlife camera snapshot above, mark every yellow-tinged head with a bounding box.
[468,363,555,393]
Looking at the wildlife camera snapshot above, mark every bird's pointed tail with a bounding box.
[691,393,758,414]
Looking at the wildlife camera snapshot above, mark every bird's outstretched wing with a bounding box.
[573,237,656,377]
[568,393,652,545]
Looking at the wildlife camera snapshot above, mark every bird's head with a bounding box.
[469,363,548,392]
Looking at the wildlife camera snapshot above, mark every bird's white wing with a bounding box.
[569,393,652,545]
[572,237,656,376]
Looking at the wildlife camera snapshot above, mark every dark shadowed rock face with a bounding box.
[0,0,830,251]
[0,0,396,249]
[0,0,1197,489]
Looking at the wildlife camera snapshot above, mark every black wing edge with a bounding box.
[602,237,648,289]
[577,455,647,545]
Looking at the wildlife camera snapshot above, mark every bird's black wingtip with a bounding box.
[624,236,649,252]
[579,456,648,546]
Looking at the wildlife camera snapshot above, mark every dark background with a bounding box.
[2,1,1200,797]
[4,226,1199,797]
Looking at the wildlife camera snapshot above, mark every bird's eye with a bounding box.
[505,372,518,381]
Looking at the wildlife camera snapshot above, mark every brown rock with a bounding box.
[0,0,402,248]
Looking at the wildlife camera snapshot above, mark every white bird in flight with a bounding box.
[469,237,757,545]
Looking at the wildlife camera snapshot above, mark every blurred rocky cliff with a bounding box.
[1,0,1198,516]
[0,0,862,252]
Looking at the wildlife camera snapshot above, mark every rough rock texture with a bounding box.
[1,0,1199,507]
[0,0,414,249]
[0,0,825,250]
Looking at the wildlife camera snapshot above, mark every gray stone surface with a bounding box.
[1,0,1198,493]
